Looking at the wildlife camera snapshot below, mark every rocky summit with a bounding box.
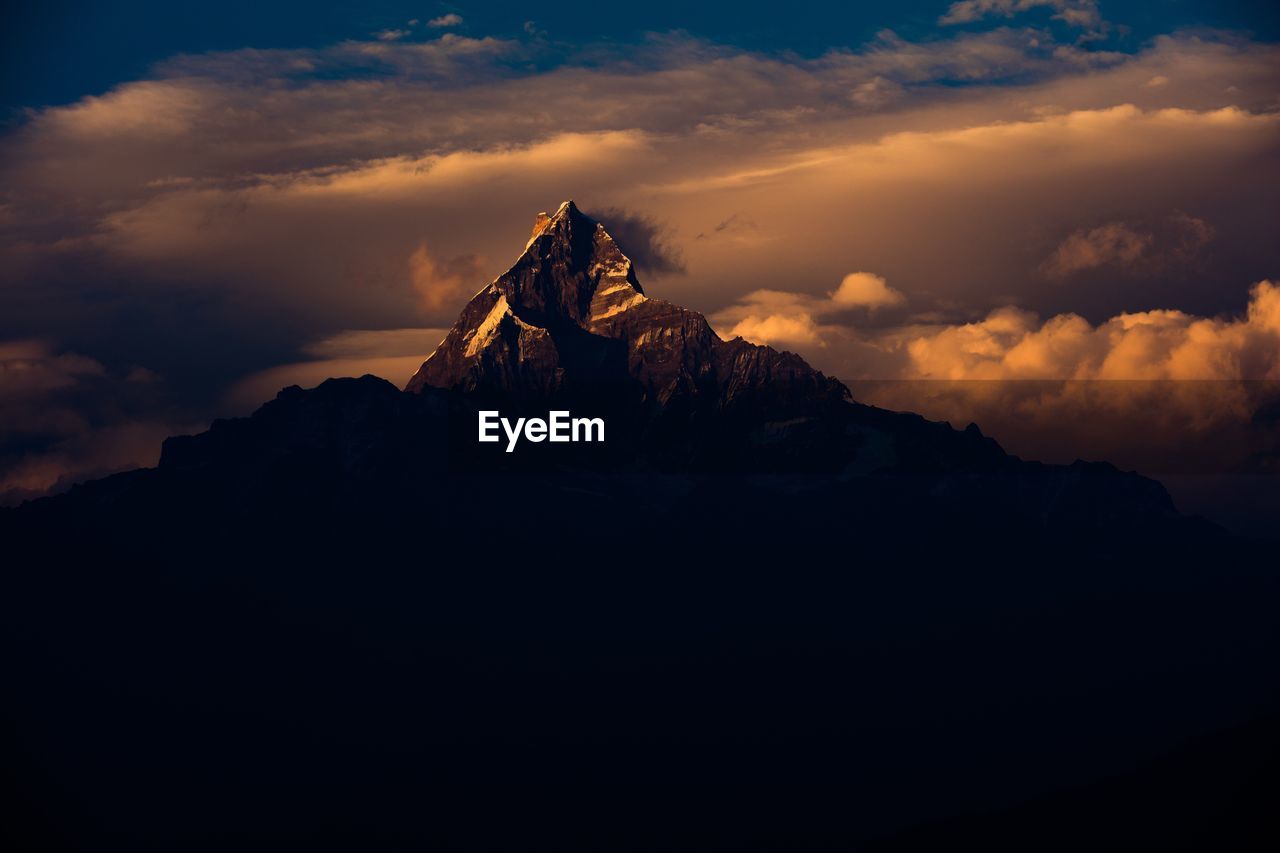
[406,201,847,412]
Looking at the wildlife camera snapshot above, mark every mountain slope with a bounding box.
[407,201,849,412]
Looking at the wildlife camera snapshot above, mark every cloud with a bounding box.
[888,280,1280,381]
[720,279,1278,530]
[709,256,1280,373]
[409,246,488,314]
[1043,222,1153,276]
[939,0,1101,29]
[832,272,907,308]
[5,36,1273,338]
[428,14,464,28]
[708,277,1280,475]
[849,75,906,109]
[226,327,448,411]
[714,291,825,348]
[0,341,195,505]
[592,207,685,275]
[712,272,905,347]
[775,280,1280,386]
[727,313,823,349]
[152,32,518,85]
[376,29,411,42]
[0,25,1278,500]
[696,213,757,241]
[836,282,1280,531]
[300,328,449,359]
[1042,212,1214,277]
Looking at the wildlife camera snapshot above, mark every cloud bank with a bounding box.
[0,14,1277,501]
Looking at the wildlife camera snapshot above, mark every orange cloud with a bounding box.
[826,283,1280,531]
[1043,222,1152,277]
[833,272,906,308]
[409,245,487,314]
[1042,212,1214,277]
[225,327,449,412]
[896,281,1280,381]
[712,272,906,347]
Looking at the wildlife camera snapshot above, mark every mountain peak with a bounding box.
[527,200,586,248]
[406,203,847,409]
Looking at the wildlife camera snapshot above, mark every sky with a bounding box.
[3,2,1278,113]
[1,0,1279,513]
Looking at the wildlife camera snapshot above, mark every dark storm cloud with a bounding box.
[591,208,686,276]
[0,341,198,504]
[1041,211,1215,278]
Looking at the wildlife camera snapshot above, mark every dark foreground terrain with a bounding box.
[3,374,1276,851]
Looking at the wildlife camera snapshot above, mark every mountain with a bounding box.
[406,200,847,413]
[400,200,1175,523]
[5,200,1192,529]
[7,200,1183,528]
[3,202,1276,852]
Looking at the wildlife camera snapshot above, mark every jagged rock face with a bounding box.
[406,201,848,410]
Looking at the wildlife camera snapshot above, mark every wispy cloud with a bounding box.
[1043,213,1213,278]
[939,0,1101,29]
[427,13,464,28]
[713,272,907,347]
